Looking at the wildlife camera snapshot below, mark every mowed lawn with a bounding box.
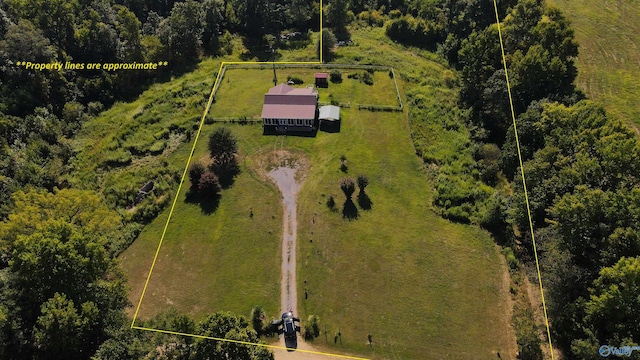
[294,113,513,359]
[122,62,515,358]
[122,122,284,321]
[209,67,400,120]
[548,0,640,129]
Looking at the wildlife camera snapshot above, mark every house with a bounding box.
[314,73,328,87]
[262,84,318,133]
[319,105,341,132]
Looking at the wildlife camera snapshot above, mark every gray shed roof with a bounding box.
[319,105,340,121]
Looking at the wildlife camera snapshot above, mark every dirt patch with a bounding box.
[252,149,311,185]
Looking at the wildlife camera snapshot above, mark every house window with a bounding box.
[297,119,302,125]
[288,119,294,125]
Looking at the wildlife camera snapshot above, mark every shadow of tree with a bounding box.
[240,36,282,62]
[185,190,221,215]
[342,198,359,220]
[357,191,372,210]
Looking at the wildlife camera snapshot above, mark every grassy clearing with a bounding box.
[107,24,517,358]
[547,0,640,130]
[295,107,513,359]
[122,122,283,321]
[210,66,399,120]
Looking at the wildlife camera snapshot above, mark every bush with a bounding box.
[362,71,374,85]
[329,70,342,83]
[386,15,445,51]
[286,75,304,84]
[326,195,336,210]
[357,174,369,192]
[340,178,356,198]
[251,306,265,335]
[304,315,320,340]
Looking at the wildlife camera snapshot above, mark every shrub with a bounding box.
[340,178,356,198]
[357,175,369,192]
[329,70,342,83]
[304,315,320,340]
[362,71,374,85]
[286,75,304,84]
[251,306,265,335]
[327,195,336,210]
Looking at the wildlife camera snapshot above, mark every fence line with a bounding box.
[213,63,405,112]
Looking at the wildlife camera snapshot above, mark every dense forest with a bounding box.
[0,0,638,358]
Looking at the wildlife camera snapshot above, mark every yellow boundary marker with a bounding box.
[492,1,555,358]
[129,2,370,359]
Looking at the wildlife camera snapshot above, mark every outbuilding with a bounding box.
[314,73,329,87]
[318,105,341,132]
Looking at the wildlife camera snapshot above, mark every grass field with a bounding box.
[93,24,520,358]
[121,122,284,320]
[547,0,640,130]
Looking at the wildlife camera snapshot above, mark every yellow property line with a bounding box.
[129,2,369,359]
[492,1,555,358]
[132,326,369,360]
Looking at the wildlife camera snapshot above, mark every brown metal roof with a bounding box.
[262,104,316,120]
[262,84,318,120]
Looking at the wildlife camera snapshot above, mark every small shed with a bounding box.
[314,73,329,87]
[319,105,341,132]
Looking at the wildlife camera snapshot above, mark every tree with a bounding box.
[580,257,640,348]
[201,0,224,54]
[319,28,337,62]
[0,19,57,116]
[4,220,127,359]
[340,178,356,198]
[198,170,221,197]
[114,5,143,62]
[327,0,350,36]
[357,175,369,192]
[210,153,240,188]
[164,0,204,61]
[33,293,100,360]
[188,161,206,193]
[208,127,238,160]
[192,312,273,360]
[0,188,121,252]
